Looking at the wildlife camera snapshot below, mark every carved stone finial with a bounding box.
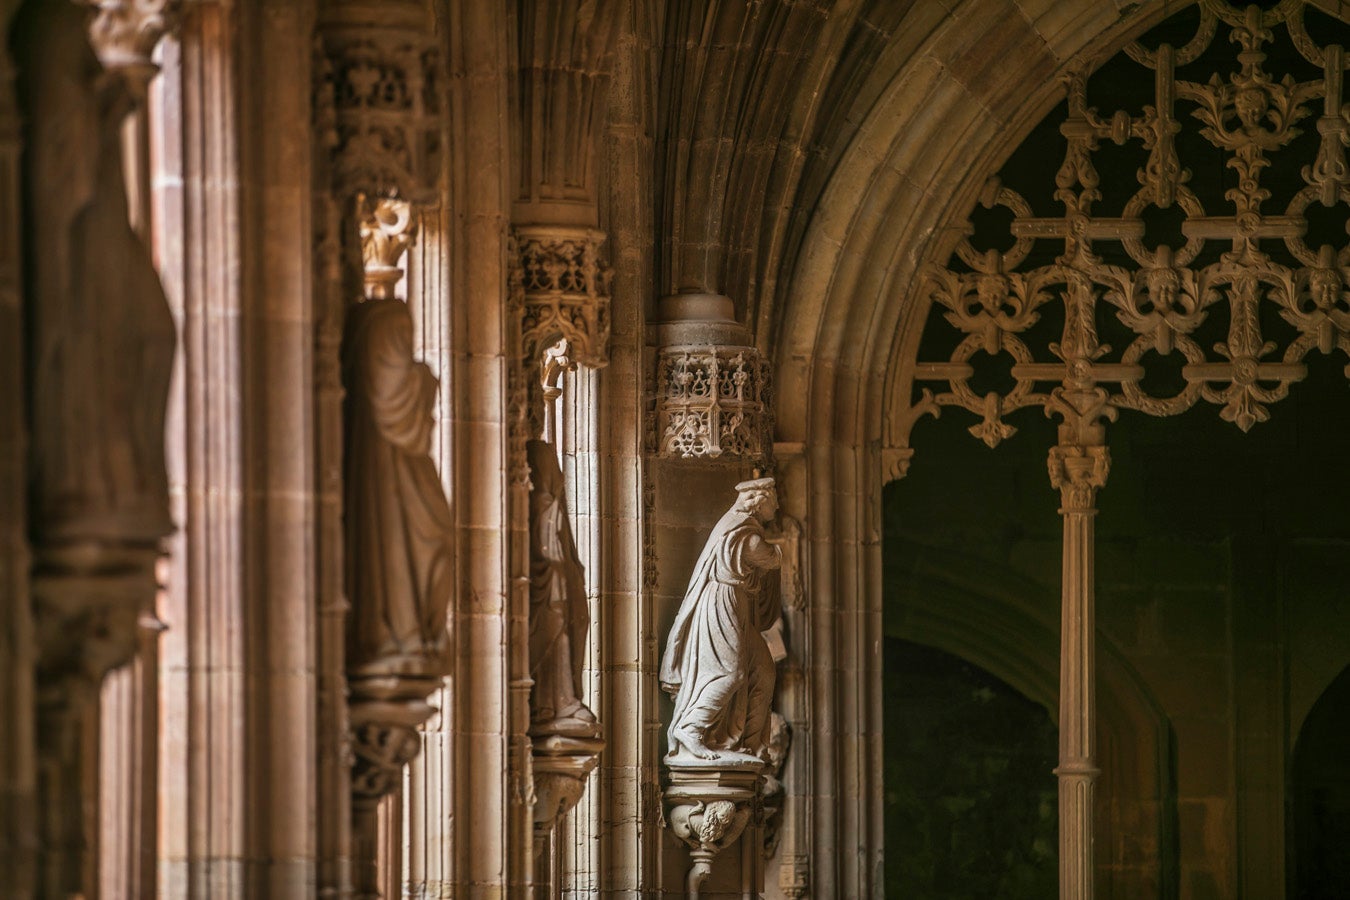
[358,195,415,300]
[84,0,181,99]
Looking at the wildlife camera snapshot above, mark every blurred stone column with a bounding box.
[13,1,178,894]
[0,14,35,896]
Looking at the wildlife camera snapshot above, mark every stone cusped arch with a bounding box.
[887,546,1178,899]
[763,2,1280,896]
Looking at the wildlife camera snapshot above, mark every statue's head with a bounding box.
[734,476,778,522]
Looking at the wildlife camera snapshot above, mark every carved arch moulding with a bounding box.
[883,0,1350,480]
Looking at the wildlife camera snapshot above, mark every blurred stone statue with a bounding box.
[661,477,782,762]
[343,289,454,673]
[15,0,175,550]
[527,438,599,735]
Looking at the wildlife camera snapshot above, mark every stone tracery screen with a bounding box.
[896,0,1350,453]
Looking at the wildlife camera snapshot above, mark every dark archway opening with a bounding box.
[883,637,1058,899]
[1289,665,1350,899]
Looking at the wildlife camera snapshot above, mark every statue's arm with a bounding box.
[743,532,782,572]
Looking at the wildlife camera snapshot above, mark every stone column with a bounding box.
[1048,440,1109,900]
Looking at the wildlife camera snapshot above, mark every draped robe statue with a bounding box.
[343,295,454,673]
[527,438,599,735]
[661,478,782,762]
[16,0,175,549]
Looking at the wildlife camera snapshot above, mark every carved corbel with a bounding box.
[665,765,762,899]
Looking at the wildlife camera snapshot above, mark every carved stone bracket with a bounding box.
[31,543,163,705]
[654,294,772,461]
[348,677,439,809]
[531,733,605,839]
[665,763,763,899]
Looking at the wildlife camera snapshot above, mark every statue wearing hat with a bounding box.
[661,477,783,763]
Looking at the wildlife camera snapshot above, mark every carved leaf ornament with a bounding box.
[894,0,1350,457]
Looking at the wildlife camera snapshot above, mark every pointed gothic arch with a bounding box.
[769,1,1350,896]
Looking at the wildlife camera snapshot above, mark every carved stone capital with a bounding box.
[84,0,181,98]
[531,734,604,838]
[1047,443,1110,512]
[511,225,612,368]
[358,195,415,300]
[315,1,443,201]
[664,763,762,896]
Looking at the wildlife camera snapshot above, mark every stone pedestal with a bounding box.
[349,670,441,900]
[531,732,605,892]
[664,759,763,899]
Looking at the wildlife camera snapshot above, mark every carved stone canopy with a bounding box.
[512,225,613,369]
[654,294,772,461]
[315,0,443,202]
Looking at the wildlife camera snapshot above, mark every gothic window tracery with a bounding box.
[895,0,1350,455]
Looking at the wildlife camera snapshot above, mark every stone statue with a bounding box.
[343,292,454,673]
[661,477,782,763]
[14,0,175,550]
[527,438,599,735]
